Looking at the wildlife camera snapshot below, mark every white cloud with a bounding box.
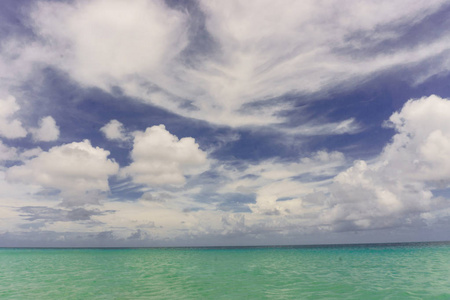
[323,95,450,230]
[0,142,43,164]
[3,94,450,241]
[285,118,361,136]
[20,147,43,159]
[0,141,18,162]
[100,120,128,141]
[0,143,42,164]
[6,139,119,205]
[4,96,450,240]
[382,95,450,183]
[194,0,447,113]
[188,0,448,125]
[30,0,188,89]
[30,116,59,142]
[122,125,209,186]
[0,168,54,235]
[0,96,58,142]
[206,96,450,233]
[4,1,450,243]
[16,0,448,128]
[218,151,346,216]
[0,95,27,139]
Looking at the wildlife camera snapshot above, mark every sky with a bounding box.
[1,0,450,247]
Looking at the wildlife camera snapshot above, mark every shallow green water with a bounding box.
[1,243,449,299]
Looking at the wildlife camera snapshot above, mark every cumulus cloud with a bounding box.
[382,95,450,183]
[30,116,59,142]
[196,96,450,236]
[0,95,27,139]
[0,141,18,162]
[207,95,450,234]
[323,95,450,231]
[0,96,58,142]
[122,125,209,186]
[6,139,119,205]
[5,96,450,241]
[15,0,448,127]
[4,93,450,242]
[100,119,128,141]
[0,144,42,163]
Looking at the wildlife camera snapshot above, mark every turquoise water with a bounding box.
[1,243,450,299]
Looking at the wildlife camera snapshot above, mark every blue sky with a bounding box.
[1,0,450,246]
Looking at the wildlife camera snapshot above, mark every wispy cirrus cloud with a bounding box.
[3,0,447,128]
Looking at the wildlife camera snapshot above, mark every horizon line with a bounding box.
[1,240,449,250]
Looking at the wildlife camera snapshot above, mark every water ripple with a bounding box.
[1,243,449,299]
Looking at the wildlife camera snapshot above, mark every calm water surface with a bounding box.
[1,242,449,299]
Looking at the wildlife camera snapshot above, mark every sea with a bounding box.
[1,242,449,299]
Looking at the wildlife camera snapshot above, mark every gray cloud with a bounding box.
[95,231,114,240]
[19,206,113,222]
